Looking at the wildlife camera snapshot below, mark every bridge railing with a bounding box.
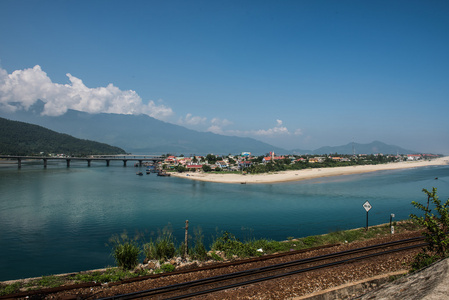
[0,155,164,168]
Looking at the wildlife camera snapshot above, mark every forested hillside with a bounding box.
[0,117,126,156]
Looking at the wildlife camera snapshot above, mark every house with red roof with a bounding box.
[186,164,203,172]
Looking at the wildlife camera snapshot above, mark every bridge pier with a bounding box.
[0,155,164,169]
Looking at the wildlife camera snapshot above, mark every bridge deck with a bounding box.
[0,155,164,168]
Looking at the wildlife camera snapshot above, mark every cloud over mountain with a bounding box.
[0,65,308,148]
[0,65,173,119]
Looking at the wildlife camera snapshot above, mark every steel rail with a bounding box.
[0,244,339,300]
[98,236,426,300]
[166,243,427,300]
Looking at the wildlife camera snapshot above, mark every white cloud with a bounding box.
[253,119,290,136]
[207,118,233,134]
[254,126,289,136]
[211,117,232,126]
[0,65,173,119]
[294,128,303,135]
[178,113,207,125]
[207,125,224,134]
[206,119,302,139]
[0,65,306,146]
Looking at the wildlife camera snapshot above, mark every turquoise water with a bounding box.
[0,161,448,281]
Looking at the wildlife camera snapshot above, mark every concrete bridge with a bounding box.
[0,155,164,168]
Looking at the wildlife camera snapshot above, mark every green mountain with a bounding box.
[0,117,126,156]
[1,101,287,155]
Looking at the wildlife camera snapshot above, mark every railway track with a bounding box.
[1,244,341,299]
[96,236,427,300]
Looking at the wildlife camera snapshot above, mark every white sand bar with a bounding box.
[171,156,449,184]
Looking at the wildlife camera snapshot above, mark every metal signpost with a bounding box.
[363,201,372,231]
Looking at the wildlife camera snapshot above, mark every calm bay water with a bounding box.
[0,161,448,281]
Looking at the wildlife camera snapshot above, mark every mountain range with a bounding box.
[0,101,418,155]
[298,141,416,156]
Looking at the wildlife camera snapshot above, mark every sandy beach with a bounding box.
[171,156,449,184]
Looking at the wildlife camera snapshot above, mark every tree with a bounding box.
[206,154,217,164]
[202,165,212,172]
[176,165,187,173]
[282,157,291,165]
[409,187,449,270]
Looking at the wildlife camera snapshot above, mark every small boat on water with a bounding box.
[157,171,171,177]
[146,166,157,174]
[136,172,143,176]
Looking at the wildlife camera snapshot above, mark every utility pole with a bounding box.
[184,220,189,259]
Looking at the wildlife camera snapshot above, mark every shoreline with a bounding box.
[171,156,449,184]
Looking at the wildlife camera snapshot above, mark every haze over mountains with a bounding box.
[1,101,418,155]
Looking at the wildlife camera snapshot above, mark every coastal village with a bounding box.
[155,152,440,173]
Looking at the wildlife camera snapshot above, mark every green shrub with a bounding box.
[35,275,65,288]
[211,231,257,259]
[325,229,364,244]
[144,233,176,261]
[73,268,150,283]
[113,242,140,270]
[410,187,449,271]
[109,233,141,270]
[301,236,318,247]
[247,239,286,253]
[409,252,440,273]
[161,263,175,273]
[0,282,21,296]
[156,233,176,260]
[176,241,187,258]
[191,227,208,261]
[143,241,156,261]
[209,251,223,261]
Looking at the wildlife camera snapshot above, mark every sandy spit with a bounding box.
[171,156,449,184]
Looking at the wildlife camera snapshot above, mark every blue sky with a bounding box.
[0,0,448,154]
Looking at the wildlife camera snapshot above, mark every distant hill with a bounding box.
[291,141,417,155]
[0,117,126,156]
[0,101,287,155]
[0,101,420,156]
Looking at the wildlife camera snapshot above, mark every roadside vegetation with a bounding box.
[0,220,423,296]
[409,187,449,272]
